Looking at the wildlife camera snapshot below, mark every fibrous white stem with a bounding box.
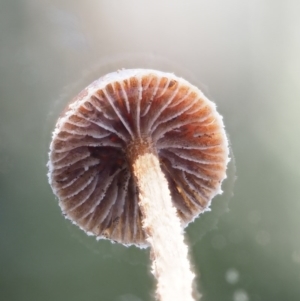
[133,153,197,301]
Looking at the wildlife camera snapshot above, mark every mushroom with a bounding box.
[47,69,229,301]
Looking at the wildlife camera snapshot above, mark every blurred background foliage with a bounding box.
[1,1,300,301]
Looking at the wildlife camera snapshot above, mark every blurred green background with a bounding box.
[1,1,300,300]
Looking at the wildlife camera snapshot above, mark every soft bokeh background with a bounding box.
[1,1,300,300]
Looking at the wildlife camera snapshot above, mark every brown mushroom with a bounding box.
[47,69,229,301]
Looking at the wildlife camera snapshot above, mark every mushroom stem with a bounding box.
[133,152,197,301]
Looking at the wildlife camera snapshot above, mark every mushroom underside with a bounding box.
[48,70,228,246]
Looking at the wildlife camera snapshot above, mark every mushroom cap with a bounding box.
[47,69,229,247]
